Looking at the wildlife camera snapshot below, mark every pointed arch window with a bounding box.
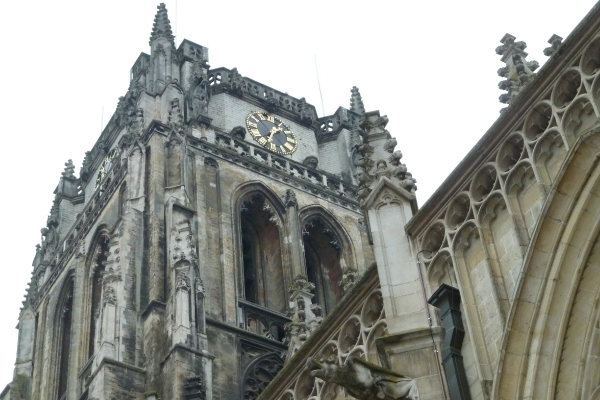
[302,217,344,315]
[240,194,286,312]
[56,276,74,400]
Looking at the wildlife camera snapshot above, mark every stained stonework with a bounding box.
[5,3,600,400]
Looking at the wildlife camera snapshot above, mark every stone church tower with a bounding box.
[0,4,419,400]
[6,2,600,400]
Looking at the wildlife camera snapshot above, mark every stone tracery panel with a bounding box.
[412,32,600,399]
[271,281,386,400]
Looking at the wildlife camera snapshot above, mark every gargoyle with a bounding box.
[306,355,419,400]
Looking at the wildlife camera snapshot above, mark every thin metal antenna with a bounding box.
[314,55,325,116]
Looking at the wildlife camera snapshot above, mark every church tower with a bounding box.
[1,3,420,399]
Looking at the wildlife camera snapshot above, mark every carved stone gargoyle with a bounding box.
[306,355,419,400]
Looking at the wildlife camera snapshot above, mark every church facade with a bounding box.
[3,2,600,400]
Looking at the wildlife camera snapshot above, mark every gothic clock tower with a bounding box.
[2,3,418,400]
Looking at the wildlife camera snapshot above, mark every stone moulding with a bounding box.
[33,160,128,308]
[187,130,361,211]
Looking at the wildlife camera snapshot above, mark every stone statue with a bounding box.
[306,355,419,400]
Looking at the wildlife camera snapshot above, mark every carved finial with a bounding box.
[229,68,245,96]
[289,275,315,295]
[544,34,563,57]
[149,3,175,45]
[350,86,365,115]
[62,160,76,179]
[496,33,539,106]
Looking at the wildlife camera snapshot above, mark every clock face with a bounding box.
[94,148,120,190]
[245,111,297,155]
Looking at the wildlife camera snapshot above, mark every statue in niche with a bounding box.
[190,82,209,120]
[188,59,209,120]
[40,225,58,253]
[307,355,420,400]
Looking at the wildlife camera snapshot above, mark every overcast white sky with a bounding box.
[0,0,596,388]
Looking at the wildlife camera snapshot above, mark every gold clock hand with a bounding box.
[267,127,282,142]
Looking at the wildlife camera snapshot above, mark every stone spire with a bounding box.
[496,34,539,106]
[149,3,175,45]
[350,86,365,115]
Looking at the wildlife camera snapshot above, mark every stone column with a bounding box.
[363,178,424,333]
[173,269,192,344]
[284,189,304,278]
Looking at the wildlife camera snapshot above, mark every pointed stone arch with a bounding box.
[50,273,75,400]
[232,182,289,312]
[298,205,356,314]
[83,224,112,361]
[494,129,600,399]
[242,352,284,400]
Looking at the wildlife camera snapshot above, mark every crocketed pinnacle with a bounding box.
[350,86,365,115]
[149,3,175,45]
[62,159,76,179]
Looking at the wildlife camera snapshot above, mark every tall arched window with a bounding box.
[302,216,345,315]
[88,234,110,358]
[56,276,74,400]
[240,194,286,312]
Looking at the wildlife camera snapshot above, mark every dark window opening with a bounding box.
[89,235,110,358]
[57,277,74,400]
[302,218,344,316]
[240,195,285,312]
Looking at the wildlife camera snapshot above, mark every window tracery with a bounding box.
[240,193,286,312]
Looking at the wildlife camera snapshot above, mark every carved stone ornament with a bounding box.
[284,189,297,208]
[496,33,539,106]
[168,98,186,135]
[195,277,205,296]
[102,286,117,307]
[176,271,191,292]
[263,97,280,113]
[229,67,246,97]
[303,155,319,169]
[306,355,419,400]
[103,266,122,284]
[230,126,246,140]
[289,275,315,295]
[544,34,563,57]
[352,114,417,203]
[184,375,207,400]
[339,268,360,292]
[350,86,366,115]
[299,97,313,125]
